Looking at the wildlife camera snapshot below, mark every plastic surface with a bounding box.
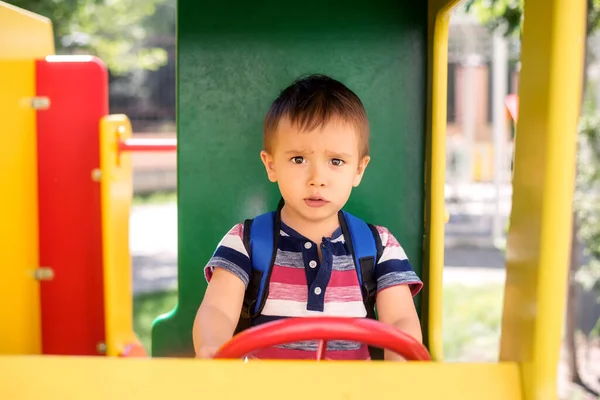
[214,317,431,361]
[152,0,428,358]
[36,57,108,355]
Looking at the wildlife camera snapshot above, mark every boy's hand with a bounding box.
[196,345,221,359]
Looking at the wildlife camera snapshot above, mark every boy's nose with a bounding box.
[308,166,327,187]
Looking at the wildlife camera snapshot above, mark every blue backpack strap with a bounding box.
[248,211,278,315]
[340,210,384,360]
[340,210,382,291]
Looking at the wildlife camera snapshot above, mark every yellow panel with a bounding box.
[499,0,586,399]
[423,0,461,361]
[0,1,54,59]
[0,356,522,400]
[99,115,141,356]
[0,60,41,354]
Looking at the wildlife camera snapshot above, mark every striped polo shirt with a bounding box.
[204,220,423,360]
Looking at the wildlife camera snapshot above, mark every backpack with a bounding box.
[235,200,384,359]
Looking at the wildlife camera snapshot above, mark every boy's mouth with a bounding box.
[304,196,329,208]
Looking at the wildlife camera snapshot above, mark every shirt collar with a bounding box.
[280,221,343,242]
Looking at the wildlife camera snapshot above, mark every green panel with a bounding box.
[152,0,428,357]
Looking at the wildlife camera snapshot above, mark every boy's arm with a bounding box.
[193,268,246,358]
[371,225,423,361]
[376,284,422,361]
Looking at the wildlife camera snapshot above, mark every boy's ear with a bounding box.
[260,150,277,182]
[352,155,371,187]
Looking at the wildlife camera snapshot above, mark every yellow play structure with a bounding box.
[0,0,586,398]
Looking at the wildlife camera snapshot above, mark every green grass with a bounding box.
[133,290,178,353]
[132,191,177,206]
[442,282,505,362]
[131,282,505,360]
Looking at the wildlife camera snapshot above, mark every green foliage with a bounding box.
[442,283,504,361]
[463,0,523,37]
[133,191,177,206]
[133,290,178,353]
[576,114,600,300]
[464,0,600,37]
[588,0,600,35]
[592,316,600,337]
[8,0,170,74]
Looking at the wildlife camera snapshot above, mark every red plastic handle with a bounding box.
[213,317,431,361]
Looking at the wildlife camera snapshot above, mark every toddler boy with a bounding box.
[193,74,423,360]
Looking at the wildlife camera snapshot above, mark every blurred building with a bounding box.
[447,9,520,183]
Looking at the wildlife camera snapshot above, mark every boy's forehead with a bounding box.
[273,117,361,153]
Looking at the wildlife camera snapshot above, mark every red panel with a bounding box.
[36,57,108,356]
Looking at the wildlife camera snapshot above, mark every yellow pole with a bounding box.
[499,0,586,399]
[0,1,54,355]
[425,0,462,361]
[99,114,144,356]
[0,60,41,355]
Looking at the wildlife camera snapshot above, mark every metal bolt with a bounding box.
[97,342,107,354]
[91,168,102,182]
[34,267,54,281]
[31,97,50,110]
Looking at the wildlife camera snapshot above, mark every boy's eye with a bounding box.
[291,156,305,164]
[330,158,345,166]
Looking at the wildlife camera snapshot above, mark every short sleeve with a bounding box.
[204,223,252,288]
[373,226,423,296]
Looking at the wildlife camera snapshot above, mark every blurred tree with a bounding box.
[464,0,523,36]
[576,115,600,301]
[463,0,600,395]
[8,0,172,74]
[464,0,600,37]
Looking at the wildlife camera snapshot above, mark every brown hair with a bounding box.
[264,74,370,157]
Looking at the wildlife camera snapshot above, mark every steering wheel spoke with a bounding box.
[315,339,328,361]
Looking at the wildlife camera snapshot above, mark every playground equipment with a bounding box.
[118,138,177,153]
[0,2,150,357]
[0,0,586,398]
[212,317,432,361]
[1,50,146,357]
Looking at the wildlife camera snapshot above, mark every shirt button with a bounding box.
[309,260,317,269]
[304,242,312,249]
[314,287,322,295]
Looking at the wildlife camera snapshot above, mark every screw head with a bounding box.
[91,168,102,182]
[97,342,107,354]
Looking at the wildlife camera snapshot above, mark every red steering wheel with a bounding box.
[213,317,431,361]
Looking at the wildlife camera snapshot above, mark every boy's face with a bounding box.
[260,117,370,226]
